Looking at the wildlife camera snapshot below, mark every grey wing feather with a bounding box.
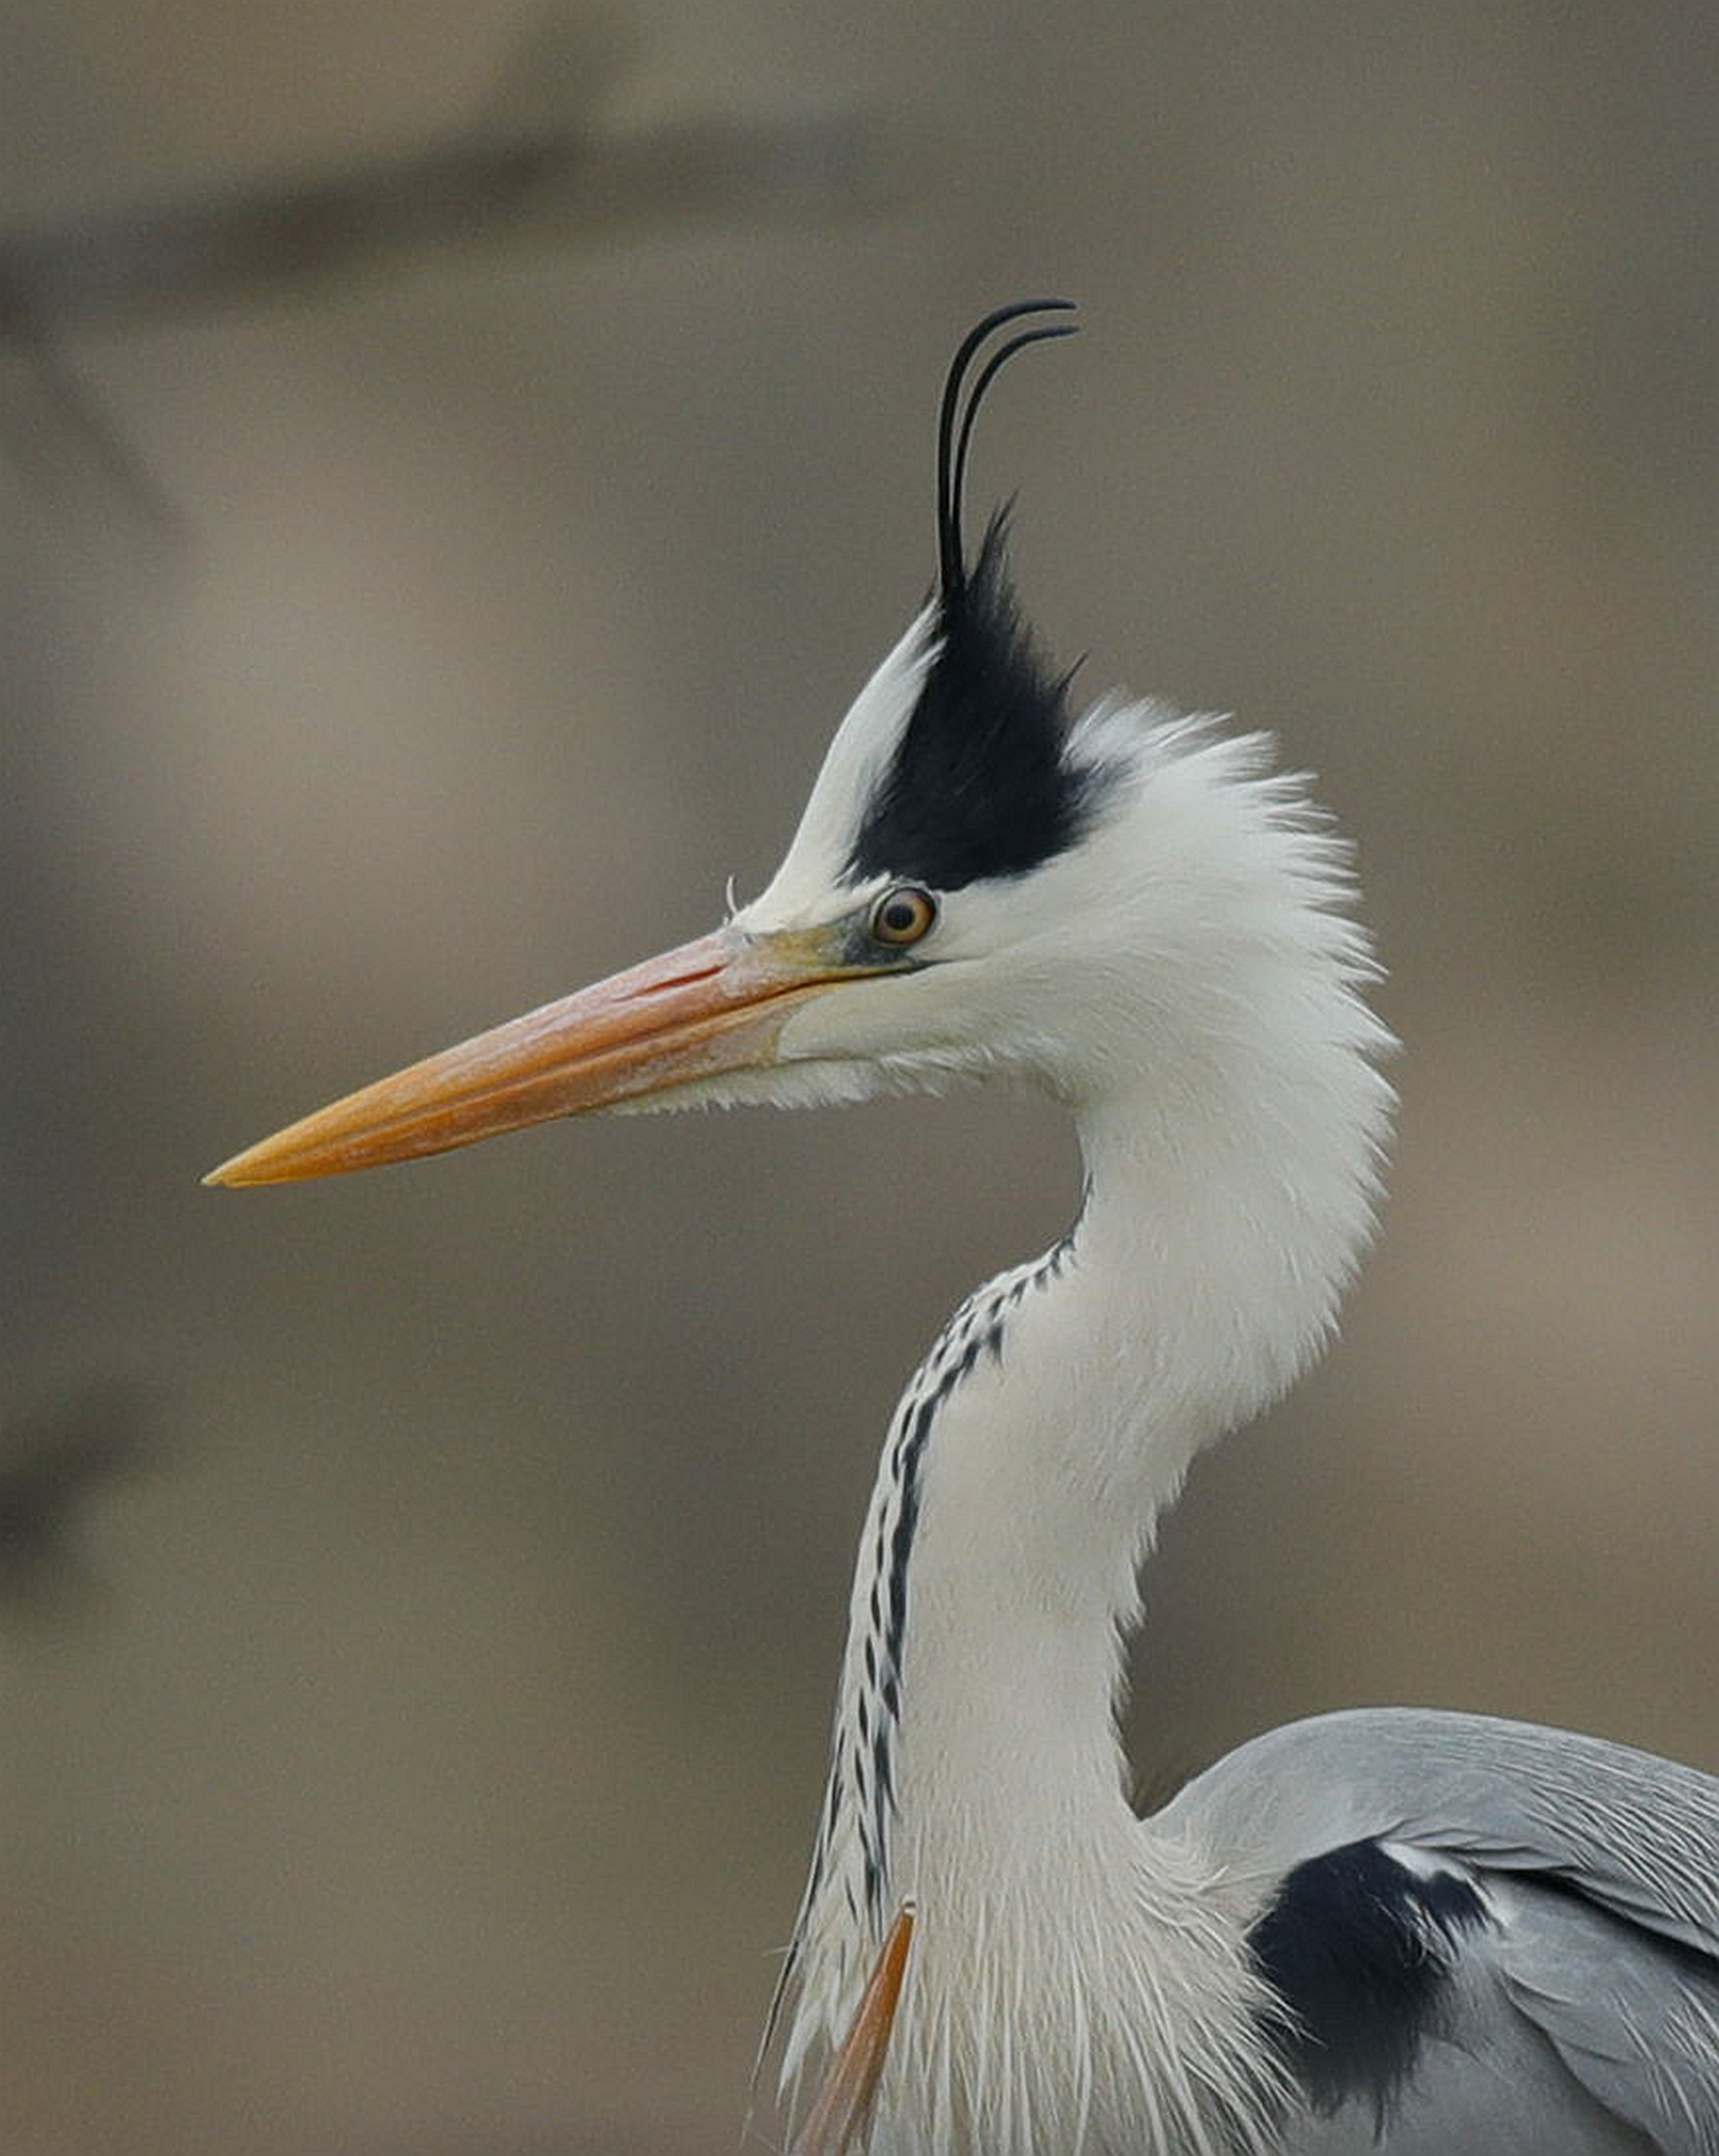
[1157,1708,1719,2154]
[1494,1878,1719,2155]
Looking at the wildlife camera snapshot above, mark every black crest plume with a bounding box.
[850,300,1094,893]
[937,299,1077,597]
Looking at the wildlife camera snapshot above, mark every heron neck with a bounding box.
[783,1046,1384,2140]
[897,1067,1368,1829]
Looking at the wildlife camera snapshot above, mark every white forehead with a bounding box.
[734,606,937,929]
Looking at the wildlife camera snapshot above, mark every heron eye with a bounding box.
[871,886,938,948]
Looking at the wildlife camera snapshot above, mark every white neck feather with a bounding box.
[777,718,1394,2156]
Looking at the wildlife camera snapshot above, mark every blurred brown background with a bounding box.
[2,3,1715,2150]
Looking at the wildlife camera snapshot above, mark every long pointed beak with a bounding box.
[791,1904,914,2156]
[205,925,859,1188]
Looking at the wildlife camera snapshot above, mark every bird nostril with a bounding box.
[632,962,725,999]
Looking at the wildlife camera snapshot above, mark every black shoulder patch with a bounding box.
[846,518,1095,892]
[1248,1839,1489,2130]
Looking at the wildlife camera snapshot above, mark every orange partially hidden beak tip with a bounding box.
[204,925,854,1189]
[790,1903,915,2156]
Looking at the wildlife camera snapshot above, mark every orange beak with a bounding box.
[790,1904,915,2156]
[204,924,864,1189]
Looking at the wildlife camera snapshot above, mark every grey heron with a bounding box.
[208,303,1719,2155]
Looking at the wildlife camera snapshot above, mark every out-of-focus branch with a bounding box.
[0,106,891,330]
[1,91,897,523]
[0,1380,163,1617]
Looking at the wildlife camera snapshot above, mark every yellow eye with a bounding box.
[871,885,938,948]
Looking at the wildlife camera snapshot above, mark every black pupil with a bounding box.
[881,898,920,937]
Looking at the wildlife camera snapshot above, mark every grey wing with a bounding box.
[1157,1708,1719,2154]
[1496,1875,1719,2151]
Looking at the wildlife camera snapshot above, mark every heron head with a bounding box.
[205,304,1383,1188]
